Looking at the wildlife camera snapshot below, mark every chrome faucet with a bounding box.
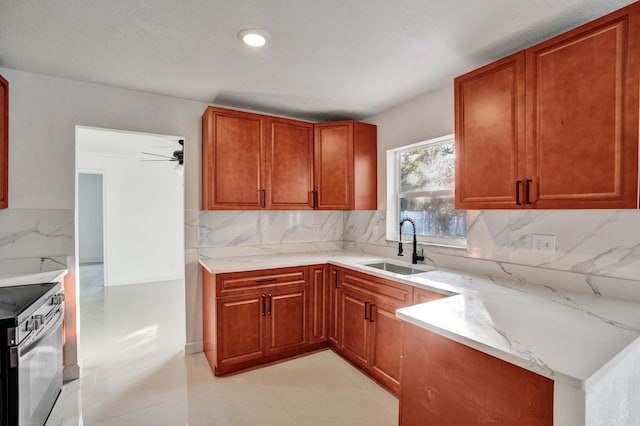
[398,218,424,264]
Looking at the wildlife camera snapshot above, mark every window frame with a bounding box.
[385,134,467,248]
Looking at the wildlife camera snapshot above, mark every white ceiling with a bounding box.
[0,0,635,121]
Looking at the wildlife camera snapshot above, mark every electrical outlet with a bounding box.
[532,234,556,255]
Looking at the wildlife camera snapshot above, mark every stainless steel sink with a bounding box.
[364,262,431,275]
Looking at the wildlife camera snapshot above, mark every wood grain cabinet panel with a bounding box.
[335,267,414,395]
[202,266,311,375]
[0,75,7,209]
[216,293,266,370]
[328,266,342,347]
[400,323,553,426]
[455,2,640,209]
[455,53,525,209]
[314,121,377,210]
[526,5,640,208]
[202,107,265,210]
[266,117,314,209]
[309,265,329,346]
[266,287,308,357]
[339,287,370,369]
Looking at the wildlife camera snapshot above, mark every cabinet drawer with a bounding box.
[216,266,308,296]
[342,268,412,310]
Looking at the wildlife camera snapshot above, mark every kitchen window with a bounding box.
[386,134,466,247]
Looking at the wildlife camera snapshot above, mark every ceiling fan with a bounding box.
[141,140,184,175]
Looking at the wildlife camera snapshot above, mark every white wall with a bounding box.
[369,84,453,209]
[78,173,104,263]
[78,129,184,286]
[0,66,207,377]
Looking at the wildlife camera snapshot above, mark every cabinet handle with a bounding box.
[369,304,375,323]
[334,270,340,289]
[261,189,266,208]
[255,278,276,283]
[525,180,532,205]
[313,190,318,208]
[515,180,522,205]
[261,294,266,316]
[268,293,272,316]
[364,301,370,320]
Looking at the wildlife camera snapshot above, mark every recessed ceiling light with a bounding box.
[238,28,270,47]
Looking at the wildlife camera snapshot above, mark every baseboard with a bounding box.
[63,364,80,382]
[185,341,203,355]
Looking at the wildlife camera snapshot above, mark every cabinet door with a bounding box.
[216,293,266,374]
[265,286,308,357]
[202,107,266,209]
[368,301,404,395]
[328,267,341,347]
[454,52,526,209]
[525,5,640,208]
[339,286,370,369]
[309,265,329,346]
[314,121,353,210]
[0,75,7,209]
[266,117,314,209]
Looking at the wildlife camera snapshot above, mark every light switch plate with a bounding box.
[532,234,556,255]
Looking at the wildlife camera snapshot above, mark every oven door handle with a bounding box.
[12,307,63,368]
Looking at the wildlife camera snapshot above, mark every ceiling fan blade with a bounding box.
[141,152,175,160]
[141,159,177,162]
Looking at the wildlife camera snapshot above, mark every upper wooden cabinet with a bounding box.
[314,121,377,210]
[455,53,525,209]
[0,75,7,209]
[266,117,314,209]
[455,3,640,209]
[202,107,266,210]
[202,107,377,210]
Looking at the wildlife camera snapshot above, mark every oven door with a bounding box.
[14,307,63,426]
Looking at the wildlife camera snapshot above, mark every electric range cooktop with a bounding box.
[0,283,58,325]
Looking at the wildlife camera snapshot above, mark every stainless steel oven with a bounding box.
[1,282,64,426]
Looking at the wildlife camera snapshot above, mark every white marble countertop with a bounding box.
[0,269,68,287]
[198,250,640,391]
[0,257,68,287]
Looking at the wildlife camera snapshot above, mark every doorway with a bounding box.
[74,126,186,374]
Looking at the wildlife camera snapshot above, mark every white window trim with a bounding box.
[385,134,467,249]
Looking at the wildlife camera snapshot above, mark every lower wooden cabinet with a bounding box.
[400,322,553,426]
[309,265,329,346]
[337,268,414,395]
[203,265,309,375]
[204,262,453,400]
[328,266,342,347]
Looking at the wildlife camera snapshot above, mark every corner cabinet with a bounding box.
[455,2,640,209]
[336,267,413,395]
[314,121,377,210]
[202,106,377,211]
[0,75,7,209]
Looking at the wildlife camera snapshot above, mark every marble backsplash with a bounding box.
[344,209,640,283]
[187,210,344,250]
[0,209,74,260]
[191,209,640,284]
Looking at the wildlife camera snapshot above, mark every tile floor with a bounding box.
[46,263,399,425]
